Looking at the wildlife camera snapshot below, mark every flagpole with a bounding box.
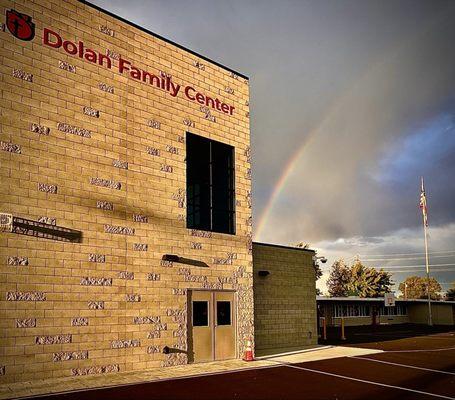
[421,177,433,326]
[423,216,432,326]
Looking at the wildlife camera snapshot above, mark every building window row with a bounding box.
[333,304,408,318]
[379,305,407,316]
[334,304,370,318]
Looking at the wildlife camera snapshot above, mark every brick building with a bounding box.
[253,243,317,356]
[0,0,253,383]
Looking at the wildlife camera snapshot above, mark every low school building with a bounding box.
[317,296,455,327]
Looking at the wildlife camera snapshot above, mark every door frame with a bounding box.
[188,289,237,362]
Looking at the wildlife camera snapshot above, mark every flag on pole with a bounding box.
[419,177,428,227]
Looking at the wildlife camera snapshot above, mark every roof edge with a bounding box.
[316,296,455,305]
[78,0,249,80]
[253,241,316,254]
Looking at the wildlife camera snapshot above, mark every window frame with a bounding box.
[380,305,408,316]
[216,300,232,326]
[333,304,371,318]
[192,300,209,327]
[186,132,236,235]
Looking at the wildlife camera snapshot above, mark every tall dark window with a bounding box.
[186,132,235,234]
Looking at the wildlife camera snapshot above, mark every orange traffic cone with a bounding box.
[243,339,254,361]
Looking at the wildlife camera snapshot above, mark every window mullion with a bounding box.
[209,141,213,231]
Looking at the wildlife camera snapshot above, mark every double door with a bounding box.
[189,290,236,363]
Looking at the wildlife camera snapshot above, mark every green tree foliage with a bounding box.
[327,259,392,298]
[327,259,351,297]
[347,260,392,297]
[295,242,322,281]
[398,276,442,300]
[445,283,455,301]
[314,263,323,281]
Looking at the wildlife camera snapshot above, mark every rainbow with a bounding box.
[253,9,447,243]
[253,128,318,241]
[253,83,351,242]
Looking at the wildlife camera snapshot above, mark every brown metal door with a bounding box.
[189,290,213,363]
[189,290,236,363]
[214,291,236,360]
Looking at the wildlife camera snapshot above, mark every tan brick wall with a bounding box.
[0,0,253,383]
[252,243,317,355]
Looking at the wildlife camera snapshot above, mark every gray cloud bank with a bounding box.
[315,223,455,294]
[91,0,455,248]
[258,4,455,244]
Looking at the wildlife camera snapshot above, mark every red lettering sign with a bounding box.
[41,28,234,115]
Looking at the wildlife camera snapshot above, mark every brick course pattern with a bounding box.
[253,244,317,355]
[0,0,251,385]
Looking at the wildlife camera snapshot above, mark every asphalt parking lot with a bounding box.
[31,325,455,400]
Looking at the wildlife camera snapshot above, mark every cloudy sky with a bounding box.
[92,0,455,294]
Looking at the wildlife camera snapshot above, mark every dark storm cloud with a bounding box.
[258,6,455,244]
[91,0,455,247]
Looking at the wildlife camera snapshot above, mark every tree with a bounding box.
[295,242,323,293]
[314,263,323,281]
[445,283,455,301]
[327,259,351,297]
[327,258,392,298]
[314,264,323,295]
[295,242,310,250]
[347,260,392,298]
[398,276,442,300]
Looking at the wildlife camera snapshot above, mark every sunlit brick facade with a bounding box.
[0,0,253,383]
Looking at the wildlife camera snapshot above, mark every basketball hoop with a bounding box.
[384,293,395,307]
